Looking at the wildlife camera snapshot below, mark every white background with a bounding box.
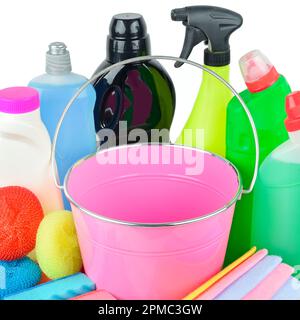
[0,0,299,140]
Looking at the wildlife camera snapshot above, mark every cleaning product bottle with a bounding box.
[252,92,300,266]
[172,6,243,156]
[29,42,97,209]
[92,13,176,147]
[225,50,291,265]
[0,87,63,213]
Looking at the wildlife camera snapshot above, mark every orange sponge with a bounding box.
[0,186,44,261]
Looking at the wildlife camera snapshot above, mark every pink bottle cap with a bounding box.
[285,91,300,132]
[0,87,40,114]
[239,50,279,93]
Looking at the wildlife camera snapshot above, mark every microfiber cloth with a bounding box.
[215,255,282,300]
[4,273,95,300]
[243,263,294,300]
[197,249,268,300]
[0,257,41,299]
[272,277,300,300]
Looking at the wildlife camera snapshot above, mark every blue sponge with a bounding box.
[0,257,41,299]
[4,273,95,300]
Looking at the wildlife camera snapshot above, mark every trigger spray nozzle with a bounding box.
[171,6,243,67]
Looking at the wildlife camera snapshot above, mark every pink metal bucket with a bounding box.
[52,56,259,300]
[64,144,242,300]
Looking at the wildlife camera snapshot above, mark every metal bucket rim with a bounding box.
[63,143,243,228]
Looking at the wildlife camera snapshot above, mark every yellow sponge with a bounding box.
[36,211,83,280]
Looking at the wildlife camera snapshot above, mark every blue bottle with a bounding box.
[29,42,97,209]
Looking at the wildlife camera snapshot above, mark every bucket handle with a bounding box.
[51,55,259,195]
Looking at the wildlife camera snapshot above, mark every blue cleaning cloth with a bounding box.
[272,277,300,300]
[4,272,95,300]
[0,258,41,299]
[216,255,282,300]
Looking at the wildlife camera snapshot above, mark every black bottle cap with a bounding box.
[107,13,151,63]
[204,49,231,67]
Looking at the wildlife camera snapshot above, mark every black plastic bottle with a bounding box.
[92,13,176,147]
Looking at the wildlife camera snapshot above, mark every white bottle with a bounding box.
[0,86,63,213]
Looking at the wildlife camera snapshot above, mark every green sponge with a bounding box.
[36,211,83,280]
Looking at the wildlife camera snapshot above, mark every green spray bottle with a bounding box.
[172,6,243,156]
[225,50,291,265]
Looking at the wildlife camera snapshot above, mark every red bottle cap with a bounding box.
[285,92,300,132]
[239,50,279,93]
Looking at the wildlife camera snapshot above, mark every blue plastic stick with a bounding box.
[216,256,282,300]
[272,277,300,300]
[4,273,95,300]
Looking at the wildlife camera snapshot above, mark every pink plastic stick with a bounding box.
[197,249,268,300]
[243,263,294,300]
[70,290,117,300]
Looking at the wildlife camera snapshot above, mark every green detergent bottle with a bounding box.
[171,6,243,156]
[252,92,300,267]
[225,50,291,265]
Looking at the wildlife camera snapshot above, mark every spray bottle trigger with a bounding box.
[175,26,207,68]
